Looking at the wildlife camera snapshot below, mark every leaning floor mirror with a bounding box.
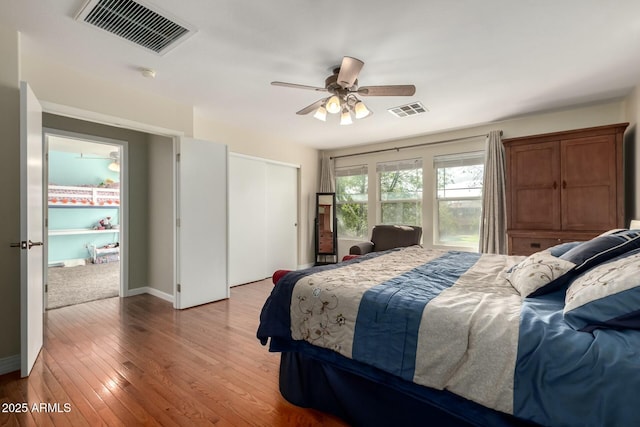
[315,192,337,265]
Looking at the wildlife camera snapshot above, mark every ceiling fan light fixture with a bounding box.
[354,100,370,119]
[108,161,120,172]
[340,108,353,125]
[326,95,341,114]
[313,105,327,121]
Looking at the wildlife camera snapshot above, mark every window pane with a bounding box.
[336,171,368,239]
[436,164,483,199]
[437,199,482,245]
[336,203,368,239]
[381,202,422,226]
[380,169,423,201]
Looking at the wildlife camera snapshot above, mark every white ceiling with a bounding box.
[2,0,640,150]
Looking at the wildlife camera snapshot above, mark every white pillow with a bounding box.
[564,250,640,331]
[506,250,576,298]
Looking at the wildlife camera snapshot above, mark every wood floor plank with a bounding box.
[1,280,347,426]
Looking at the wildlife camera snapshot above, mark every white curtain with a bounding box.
[479,130,507,254]
[319,152,335,192]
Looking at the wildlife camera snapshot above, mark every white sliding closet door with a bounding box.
[228,153,298,286]
[228,155,267,286]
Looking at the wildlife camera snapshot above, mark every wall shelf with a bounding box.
[49,229,120,236]
[48,184,119,207]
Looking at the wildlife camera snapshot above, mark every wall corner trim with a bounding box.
[126,286,174,303]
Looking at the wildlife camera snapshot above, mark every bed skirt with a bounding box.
[279,350,535,427]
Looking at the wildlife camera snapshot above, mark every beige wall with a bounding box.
[623,87,639,221]
[148,135,175,295]
[0,27,22,363]
[326,100,630,257]
[21,54,194,137]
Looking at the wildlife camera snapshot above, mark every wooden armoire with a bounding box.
[503,123,628,255]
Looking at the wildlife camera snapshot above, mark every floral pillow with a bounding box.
[506,249,576,298]
[564,249,640,332]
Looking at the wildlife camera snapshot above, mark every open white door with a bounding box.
[176,137,228,309]
[265,163,298,273]
[18,81,44,377]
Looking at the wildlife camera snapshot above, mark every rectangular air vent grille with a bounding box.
[388,102,428,118]
[76,0,195,55]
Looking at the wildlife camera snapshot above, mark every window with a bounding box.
[335,165,368,239]
[434,152,484,247]
[378,159,423,226]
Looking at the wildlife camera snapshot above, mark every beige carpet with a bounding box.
[47,262,120,309]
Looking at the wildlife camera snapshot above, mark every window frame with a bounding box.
[433,151,484,248]
[377,158,423,227]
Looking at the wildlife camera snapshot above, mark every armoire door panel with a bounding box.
[513,188,560,229]
[561,135,617,230]
[562,136,615,185]
[512,142,558,187]
[562,185,615,230]
[509,141,561,230]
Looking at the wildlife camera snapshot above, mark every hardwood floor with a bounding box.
[0,280,348,426]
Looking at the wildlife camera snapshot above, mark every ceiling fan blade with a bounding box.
[296,99,325,115]
[358,85,416,96]
[271,81,327,92]
[337,56,364,88]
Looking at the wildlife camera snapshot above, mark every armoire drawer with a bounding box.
[509,236,560,256]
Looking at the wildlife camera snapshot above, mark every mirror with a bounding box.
[315,192,337,264]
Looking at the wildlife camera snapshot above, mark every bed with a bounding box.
[257,230,640,426]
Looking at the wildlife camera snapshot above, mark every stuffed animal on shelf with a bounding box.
[97,217,113,230]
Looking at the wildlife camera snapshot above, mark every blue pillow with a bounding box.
[548,241,583,257]
[560,230,640,272]
[564,248,640,331]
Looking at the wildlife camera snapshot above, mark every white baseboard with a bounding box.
[127,286,174,303]
[0,354,20,375]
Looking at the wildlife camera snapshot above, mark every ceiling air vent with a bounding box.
[75,0,196,55]
[388,102,428,118]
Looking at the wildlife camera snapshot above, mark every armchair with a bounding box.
[348,225,423,256]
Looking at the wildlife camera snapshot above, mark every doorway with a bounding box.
[45,131,126,309]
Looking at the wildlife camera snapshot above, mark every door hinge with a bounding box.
[177,283,181,292]
[45,218,48,227]
[176,218,181,227]
[45,283,48,293]
[176,153,181,162]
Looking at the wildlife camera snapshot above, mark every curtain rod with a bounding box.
[330,132,500,160]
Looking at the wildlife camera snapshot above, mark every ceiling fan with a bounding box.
[77,151,121,172]
[271,56,416,125]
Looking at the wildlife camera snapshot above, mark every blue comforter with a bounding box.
[257,247,640,426]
